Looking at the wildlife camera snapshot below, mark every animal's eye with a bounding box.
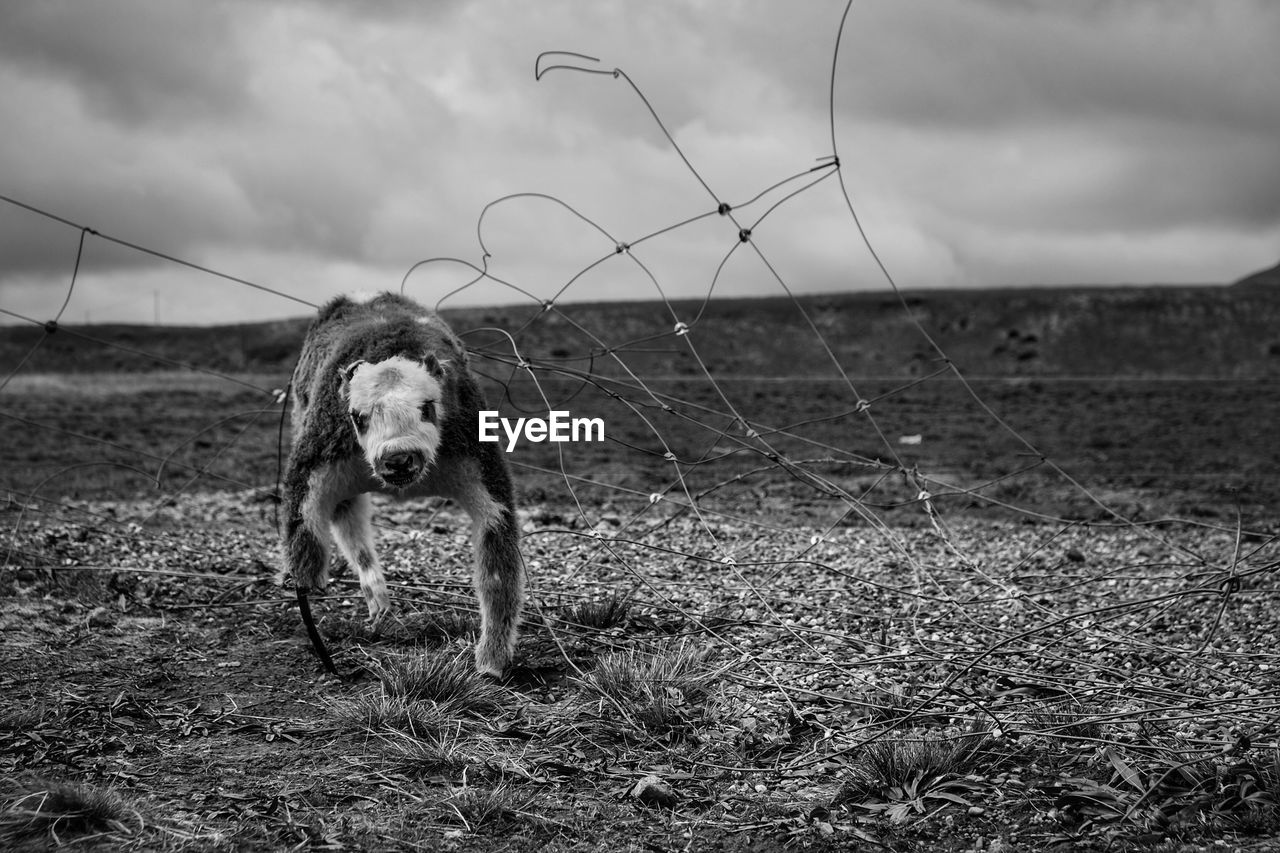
[349,410,369,433]
[419,400,436,422]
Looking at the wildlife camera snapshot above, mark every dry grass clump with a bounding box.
[328,692,469,739]
[438,783,543,833]
[328,649,509,739]
[0,774,143,850]
[388,610,479,645]
[561,594,632,631]
[371,729,480,779]
[834,730,994,823]
[1016,697,1104,745]
[368,649,508,713]
[574,641,724,733]
[327,649,510,778]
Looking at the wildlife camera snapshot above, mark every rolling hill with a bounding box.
[4,284,1280,379]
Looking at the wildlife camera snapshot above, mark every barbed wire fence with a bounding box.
[2,0,1279,827]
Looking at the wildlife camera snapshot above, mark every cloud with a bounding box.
[0,1,251,126]
[1,1,1278,325]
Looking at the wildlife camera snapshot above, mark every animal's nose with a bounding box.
[384,452,417,473]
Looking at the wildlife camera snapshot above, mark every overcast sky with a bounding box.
[1,0,1278,326]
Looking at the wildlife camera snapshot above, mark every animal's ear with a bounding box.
[339,359,367,384]
[420,353,446,380]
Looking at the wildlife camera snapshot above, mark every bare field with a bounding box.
[3,489,1279,851]
[3,371,1277,525]
[2,367,1280,850]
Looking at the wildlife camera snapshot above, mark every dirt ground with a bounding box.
[3,484,1280,850]
[3,370,1280,850]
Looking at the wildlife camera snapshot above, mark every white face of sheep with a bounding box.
[340,355,445,489]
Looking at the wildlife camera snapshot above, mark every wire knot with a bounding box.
[673,321,689,336]
[43,320,58,334]
[717,203,732,216]
[615,242,630,254]
[738,228,752,243]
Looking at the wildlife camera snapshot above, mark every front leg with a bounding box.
[330,493,390,623]
[281,464,333,595]
[282,459,367,595]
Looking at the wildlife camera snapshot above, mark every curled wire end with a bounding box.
[535,50,605,81]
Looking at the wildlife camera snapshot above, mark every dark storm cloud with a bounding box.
[819,0,1280,281]
[0,1,251,126]
[832,1,1280,132]
[2,1,1279,324]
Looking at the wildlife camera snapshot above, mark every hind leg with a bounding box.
[331,493,389,623]
[468,506,523,676]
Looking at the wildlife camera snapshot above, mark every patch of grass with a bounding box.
[328,693,468,739]
[371,609,480,646]
[561,594,632,631]
[414,611,480,643]
[439,783,540,833]
[376,728,483,778]
[575,641,723,733]
[0,774,143,850]
[369,649,508,714]
[328,649,511,747]
[1054,746,1280,841]
[1017,697,1104,745]
[835,731,993,823]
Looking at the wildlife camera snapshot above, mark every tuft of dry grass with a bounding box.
[561,594,632,631]
[574,641,724,733]
[328,693,469,739]
[377,729,479,778]
[1017,697,1104,745]
[327,649,511,758]
[438,783,541,833]
[835,730,992,811]
[369,649,508,713]
[0,774,143,850]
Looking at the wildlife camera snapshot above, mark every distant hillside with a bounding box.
[4,285,1280,379]
[1234,260,1280,289]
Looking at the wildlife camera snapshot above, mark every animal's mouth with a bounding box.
[380,471,418,489]
[375,449,427,489]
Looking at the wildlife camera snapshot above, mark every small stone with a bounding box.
[630,775,677,809]
[967,806,986,817]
